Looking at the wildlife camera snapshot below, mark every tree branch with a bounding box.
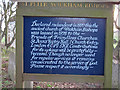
[114,6,120,31]
[114,20,120,30]
[6,33,16,48]
[113,40,120,61]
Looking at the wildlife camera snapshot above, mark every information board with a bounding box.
[23,16,106,75]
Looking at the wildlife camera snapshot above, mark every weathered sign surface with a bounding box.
[24,16,106,75]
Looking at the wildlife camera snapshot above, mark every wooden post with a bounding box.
[16,10,24,88]
[118,5,120,89]
[104,11,113,88]
[118,31,120,90]
[0,37,2,89]
[117,4,120,90]
[24,81,33,89]
[16,3,33,88]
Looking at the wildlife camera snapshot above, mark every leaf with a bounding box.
[113,38,118,44]
[47,84,52,87]
[4,80,10,84]
[36,86,41,88]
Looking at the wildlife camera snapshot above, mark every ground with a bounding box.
[2,57,102,89]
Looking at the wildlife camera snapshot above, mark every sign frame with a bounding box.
[16,2,113,88]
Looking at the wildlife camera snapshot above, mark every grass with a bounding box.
[36,86,41,88]
[2,47,15,58]
[47,84,52,88]
[5,59,8,61]
[2,63,8,68]
[3,81,10,85]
